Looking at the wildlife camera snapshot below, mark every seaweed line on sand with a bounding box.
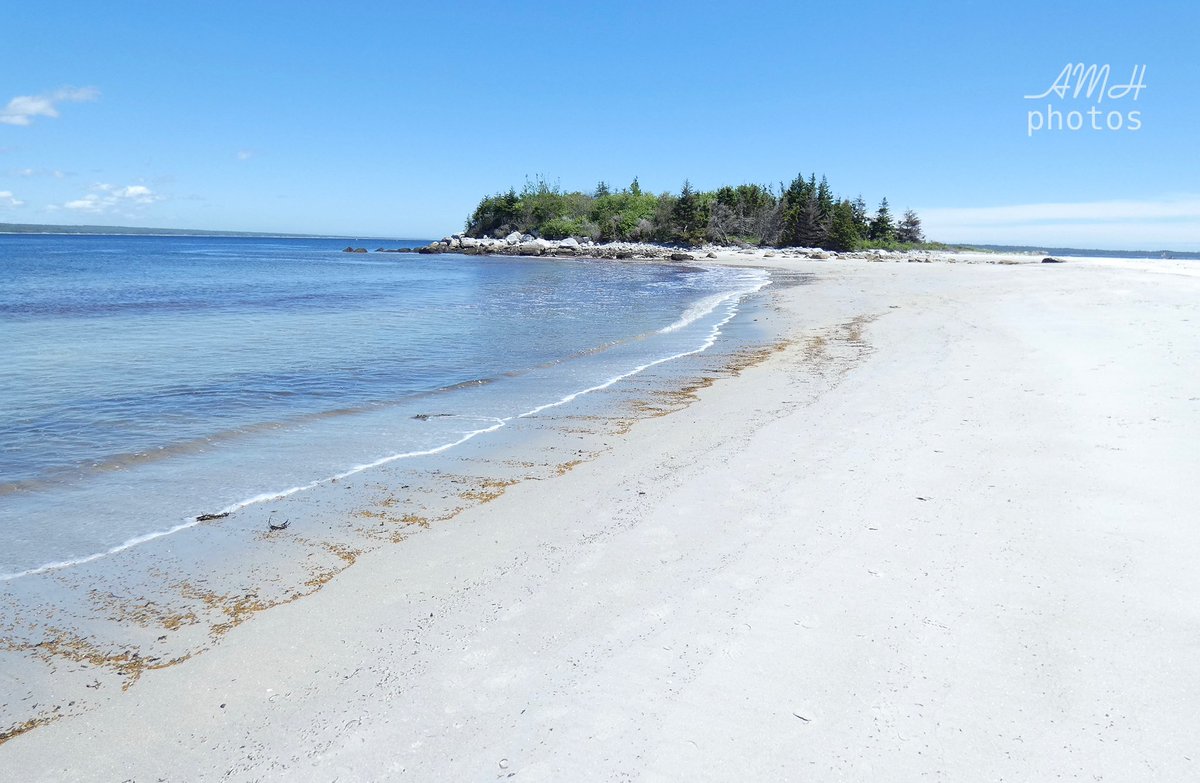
[0,711,65,747]
[0,331,800,746]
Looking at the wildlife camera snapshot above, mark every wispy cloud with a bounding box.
[9,167,66,178]
[236,149,255,161]
[0,87,100,127]
[921,197,1200,250]
[0,190,25,208]
[61,183,163,214]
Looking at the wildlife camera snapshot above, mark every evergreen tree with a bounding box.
[781,173,816,246]
[896,209,924,244]
[594,181,611,198]
[782,172,814,211]
[827,199,860,251]
[671,180,702,245]
[651,192,677,243]
[869,197,895,242]
[799,194,831,247]
[851,195,869,236]
[816,175,834,222]
[629,177,642,196]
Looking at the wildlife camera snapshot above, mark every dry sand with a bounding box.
[2,253,1198,781]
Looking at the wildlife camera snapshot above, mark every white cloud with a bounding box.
[0,87,100,127]
[9,167,66,178]
[0,190,25,208]
[62,183,163,214]
[236,149,255,161]
[920,197,1200,251]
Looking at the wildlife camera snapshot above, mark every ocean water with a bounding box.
[0,235,768,580]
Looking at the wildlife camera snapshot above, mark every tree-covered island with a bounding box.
[465,174,932,251]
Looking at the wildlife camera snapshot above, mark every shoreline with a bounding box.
[0,260,781,745]
[2,255,1198,779]
[399,234,1200,278]
[0,260,769,583]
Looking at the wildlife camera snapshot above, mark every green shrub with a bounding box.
[540,217,584,240]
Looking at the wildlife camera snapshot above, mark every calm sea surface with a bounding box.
[0,235,767,578]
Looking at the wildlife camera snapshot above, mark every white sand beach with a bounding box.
[3,254,1198,780]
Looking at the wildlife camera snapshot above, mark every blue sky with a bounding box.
[1,1,1197,248]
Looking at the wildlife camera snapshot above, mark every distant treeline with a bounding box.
[465,175,930,250]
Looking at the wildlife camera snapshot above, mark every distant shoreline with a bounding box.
[965,242,1200,261]
[0,223,428,242]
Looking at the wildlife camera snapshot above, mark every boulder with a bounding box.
[504,231,522,245]
[670,252,695,261]
[517,241,547,256]
[342,246,368,253]
[1041,256,1064,263]
[558,237,581,249]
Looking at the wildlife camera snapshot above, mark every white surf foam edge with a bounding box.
[1,270,771,582]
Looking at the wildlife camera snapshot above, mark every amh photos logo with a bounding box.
[1025,63,1146,137]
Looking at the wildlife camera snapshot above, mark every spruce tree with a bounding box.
[783,173,814,212]
[851,195,869,236]
[897,209,924,244]
[781,173,816,246]
[816,176,834,222]
[672,180,701,245]
[827,200,860,251]
[790,193,830,248]
[869,197,895,242]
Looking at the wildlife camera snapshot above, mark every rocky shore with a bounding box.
[343,231,1062,265]
[349,232,708,261]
